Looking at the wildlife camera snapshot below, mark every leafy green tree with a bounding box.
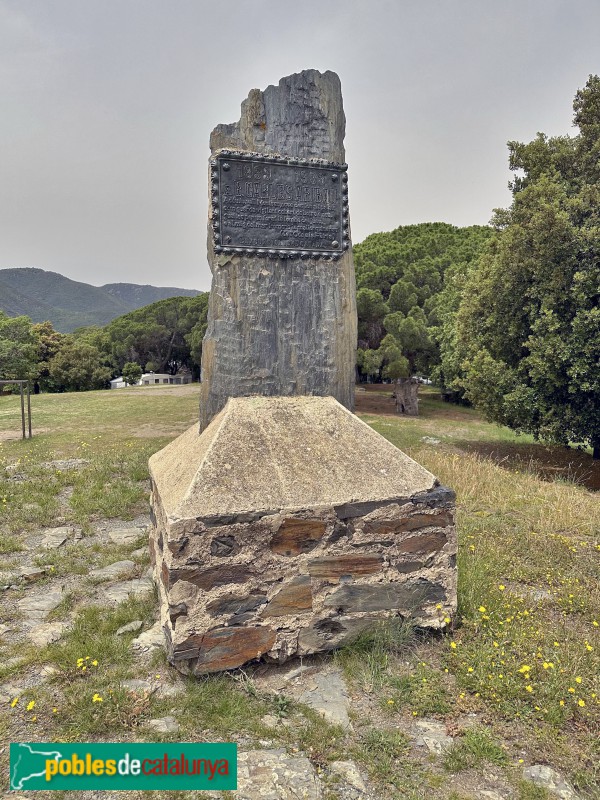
[356,348,383,382]
[455,75,600,457]
[100,294,208,377]
[0,311,39,381]
[377,309,433,414]
[48,339,112,392]
[122,362,142,385]
[356,288,389,351]
[32,321,68,391]
[353,223,493,393]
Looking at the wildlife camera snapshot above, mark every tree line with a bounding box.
[0,293,209,392]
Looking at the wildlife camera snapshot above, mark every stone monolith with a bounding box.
[199,69,356,430]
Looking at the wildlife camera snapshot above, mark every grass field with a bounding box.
[0,384,598,799]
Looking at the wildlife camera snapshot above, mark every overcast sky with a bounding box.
[1,0,599,292]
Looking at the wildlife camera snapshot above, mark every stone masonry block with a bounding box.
[149,396,457,675]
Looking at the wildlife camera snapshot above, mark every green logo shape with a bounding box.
[10,742,237,790]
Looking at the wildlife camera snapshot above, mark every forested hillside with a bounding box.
[0,268,200,332]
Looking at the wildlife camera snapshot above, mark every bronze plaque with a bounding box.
[210,150,349,259]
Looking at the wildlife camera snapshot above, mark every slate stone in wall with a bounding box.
[270,518,326,556]
[199,70,357,430]
[207,592,267,617]
[323,580,446,614]
[165,564,251,591]
[298,615,381,654]
[192,627,276,673]
[307,554,384,580]
[396,531,448,554]
[363,510,453,536]
[261,576,313,617]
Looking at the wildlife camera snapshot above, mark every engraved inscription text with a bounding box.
[215,156,345,253]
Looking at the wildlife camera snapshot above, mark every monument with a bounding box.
[149,70,457,675]
[199,69,356,430]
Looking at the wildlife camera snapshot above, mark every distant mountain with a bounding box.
[102,282,200,308]
[0,268,201,332]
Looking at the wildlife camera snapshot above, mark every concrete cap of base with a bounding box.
[149,395,437,520]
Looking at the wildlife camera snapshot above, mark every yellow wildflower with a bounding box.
[525,685,533,692]
[26,700,35,711]
[478,606,486,613]
[498,585,506,591]
[578,699,586,707]
[568,687,575,693]
[450,642,457,649]
[92,693,103,703]
[10,697,19,708]
[575,677,582,684]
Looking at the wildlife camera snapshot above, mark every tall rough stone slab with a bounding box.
[200,70,357,430]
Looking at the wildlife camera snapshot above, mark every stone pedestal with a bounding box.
[149,396,457,675]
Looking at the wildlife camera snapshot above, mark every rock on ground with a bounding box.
[115,620,143,636]
[146,716,179,734]
[108,528,147,546]
[413,719,454,755]
[90,560,135,582]
[131,620,164,653]
[102,577,153,604]
[41,527,76,549]
[330,760,367,792]
[236,749,322,800]
[25,621,67,647]
[298,669,351,729]
[17,589,64,620]
[523,765,580,799]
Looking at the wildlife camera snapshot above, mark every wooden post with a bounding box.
[20,382,26,440]
[27,382,32,438]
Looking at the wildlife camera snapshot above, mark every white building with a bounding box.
[140,370,193,386]
[110,370,193,389]
[109,377,127,389]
